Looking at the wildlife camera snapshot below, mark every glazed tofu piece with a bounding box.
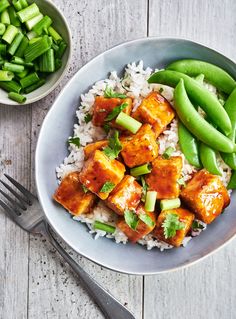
[92,96,132,128]
[153,208,194,247]
[120,124,158,168]
[180,169,230,224]
[53,172,96,216]
[106,175,142,215]
[83,140,108,159]
[132,91,175,137]
[79,150,125,200]
[145,156,182,199]
[116,204,156,243]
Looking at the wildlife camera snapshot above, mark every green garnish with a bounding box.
[105,102,128,122]
[104,85,127,99]
[177,178,186,187]
[82,185,88,193]
[192,220,204,231]
[141,176,148,202]
[162,146,175,159]
[103,123,111,134]
[124,210,139,230]
[84,113,92,123]
[139,213,154,227]
[103,130,122,160]
[68,137,80,148]
[93,221,116,233]
[100,181,115,193]
[162,213,185,239]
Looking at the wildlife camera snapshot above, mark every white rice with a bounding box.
[56,61,232,250]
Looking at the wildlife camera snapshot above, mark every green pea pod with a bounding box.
[227,170,236,189]
[178,122,201,168]
[148,70,232,135]
[167,59,236,94]
[199,143,221,175]
[221,87,236,169]
[173,79,236,153]
[194,73,204,84]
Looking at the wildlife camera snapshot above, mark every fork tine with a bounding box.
[4,174,37,202]
[0,188,26,212]
[0,198,18,221]
[0,180,31,205]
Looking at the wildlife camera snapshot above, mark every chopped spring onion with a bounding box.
[17,3,39,23]
[28,36,41,45]
[1,9,10,25]
[93,221,116,233]
[0,0,10,14]
[0,79,21,93]
[16,68,28,78]
[3,61,24,72]
[8,6,20,26]
[26,29,36,40]
[55,58,62,71]
[48,26,62,42]
[162,146,175,159]
[2,24,18,44]
[13,0,28,11]
[8,31,24,55]
[33,15,52,35]
[56,40,67,59]
[14,35,28,57]
[160,198,181,211]
[0,22,5,34]
[24,35,51,62]
[144,191,157,212]
[130,163,152,177]
[0,43,7,56]
[20,71,39,88]
[39,48,54,72]
[25,12,43,30]
[11,56,33,67]
[8,91,25,103]
[24,78,45,93]
[115,112,142,134]
[0,70,14,81]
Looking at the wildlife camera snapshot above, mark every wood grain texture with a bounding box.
[145,1,236,319]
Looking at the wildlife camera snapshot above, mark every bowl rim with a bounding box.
[0,0,72,106]
[35,36,236,275]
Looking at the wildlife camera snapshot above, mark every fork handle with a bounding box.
[42,223,135,319]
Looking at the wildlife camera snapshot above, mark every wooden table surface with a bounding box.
[1,1,236,318]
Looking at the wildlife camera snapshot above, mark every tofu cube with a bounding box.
[120,124,158,168]
[106,175,142,215]
[83,140,108,159]
[132,92,175,137]
[145,156,182,199]
[79,150,125,200]
[116,204,156,243]
[53,172,96,216]
[92,96,132,128]
[153,208,194,247]
[180,169,230,224]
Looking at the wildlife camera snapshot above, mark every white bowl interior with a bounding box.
[36,38,236,274]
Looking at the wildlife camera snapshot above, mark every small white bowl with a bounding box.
[1,0,71,105]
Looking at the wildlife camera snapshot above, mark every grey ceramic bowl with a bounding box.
[35,38,236,275]
[0,0,71,105]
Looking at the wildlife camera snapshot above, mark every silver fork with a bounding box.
[0,174,135,319]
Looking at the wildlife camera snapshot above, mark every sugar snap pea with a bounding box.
[167,59,236,94]
[221,87,236,169]
[173,79,236,153]
[199,142,221,175]
[178,122,201,168]
[148,70,232,135]
[227,170,236,189]
[194,73,204,84]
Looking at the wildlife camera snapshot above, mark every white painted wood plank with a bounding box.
[145,1,236,319]
[0,105,32,319]
[28,1,147,318]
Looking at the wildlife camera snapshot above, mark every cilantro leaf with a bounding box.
[82,185,88,193]
[103,130,122,160]
[162,213,185,239]
[105,102,128,122]
[104,85,127,99]
[84,113,92,123]
[192,220,204,231]
[68,137,80,148]
[124,210,139,230]
[100,181,115,193]
[139,213,154,227]
[141,176,148,202]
